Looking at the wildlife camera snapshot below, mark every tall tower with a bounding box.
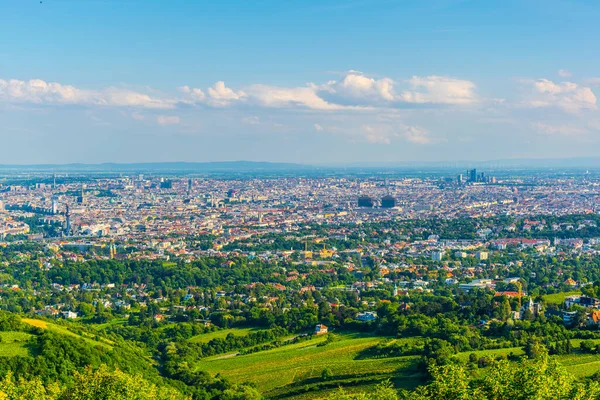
[51,196,58,215]
[469,169,477,182]
[187,178,193,195]
[65,205,71,237]
[77,186,85,204]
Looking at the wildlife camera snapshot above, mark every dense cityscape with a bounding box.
[3,0,600,398]
[2,166,600,398]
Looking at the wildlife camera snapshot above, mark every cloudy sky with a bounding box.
[1,0,600,164]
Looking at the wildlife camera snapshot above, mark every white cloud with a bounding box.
[103,88,174,109]
[246,84,351,110]
[207,81,246,106]
[0,78,175,109]
[317,72,477,107]
[586,77,600,86]
[403,126,432,144]
[1,72,480,114]
[322,71,395,103]
[558,69,572,77]
[533,122,586,137]
[178,85,205,101]
[360,124,394,144]
[156,115,180,125]
[0,78,92,105]
[359,124,433,145]
[179,72,477,110]
[180,81,246,107]
[533,79,576,94]
[525,78,596,113]
[314,123,323,131]
[399,76,477,104]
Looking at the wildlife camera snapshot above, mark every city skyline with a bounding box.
[1,0,600,164]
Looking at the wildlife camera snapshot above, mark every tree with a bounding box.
[500,297,512,321]
[61,365,187,400]
[423,338,455,367]
[524,339,547,359]
[321,368,334,381]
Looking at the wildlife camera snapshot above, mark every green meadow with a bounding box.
[0,331,33,357]
[195,333,422,398]
[188,327,261,343]
[542,291,580,305]
[22,318,113,349]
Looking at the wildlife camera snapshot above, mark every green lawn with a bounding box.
[92,318,128,331]
[188,327,261,343]
[542,291,580,305]
[194,333,600,398]
[195,333,420,397]
[557,353,600,378]
[22,318,113,349]
[0,331,33,357]
[455,346,525,362]
[453,342,600,379]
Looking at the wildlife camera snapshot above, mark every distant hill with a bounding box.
[326,157,600,170]
[0,161,312,173]
[3,157,600,173]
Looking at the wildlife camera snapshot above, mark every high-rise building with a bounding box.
[77,186,85,204]
[187,179,193,193]
[381,195,396,208]
[51,196,58,214]
[468,169,477,182]
[160,180,173,189]
[358,196,375,208]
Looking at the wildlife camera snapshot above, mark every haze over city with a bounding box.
[2,0,600,164]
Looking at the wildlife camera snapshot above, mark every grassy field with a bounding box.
[455,346,525,362]
[92,318,128,331]
[188,327,261,343]
[195,333,421,398]
[558,351,600,378]
[192,331,600,399]
[0,331,33,357]
[542,291,580,305]
[452,341,600,379]
[22,318,113,349]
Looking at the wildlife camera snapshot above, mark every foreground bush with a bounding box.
[0,365,188,400]
[327,355,600,400]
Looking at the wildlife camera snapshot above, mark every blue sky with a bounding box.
[1,0,600,164]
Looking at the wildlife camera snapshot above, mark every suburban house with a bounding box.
[565,295,600,309]
[314,324,328,335]
[355,311,378,322]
